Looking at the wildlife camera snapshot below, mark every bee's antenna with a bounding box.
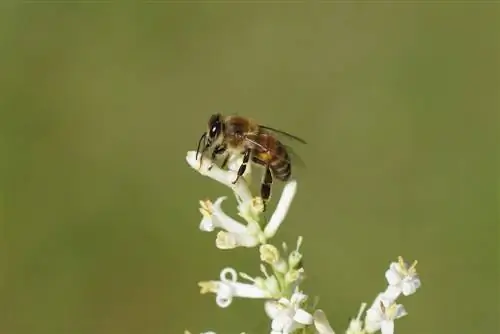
[196,133,207,160]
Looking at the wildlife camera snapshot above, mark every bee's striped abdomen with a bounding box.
[269,143,292,181]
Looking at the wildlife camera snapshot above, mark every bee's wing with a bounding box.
[282,143,307,169]
[259,125,307,144]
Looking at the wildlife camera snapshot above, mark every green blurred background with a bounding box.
[1,2,498,334]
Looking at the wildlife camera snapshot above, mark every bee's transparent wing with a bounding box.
[283,143,306,169]
[259,125,307,144]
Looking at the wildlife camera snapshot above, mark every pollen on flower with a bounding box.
[260,244,280,265]
[215,231,238,249]
[383,301,402,320]
[198,281,217,294]
[398,256,418,276]
[285,267,305,285]
[252,196,265,213]
[199,200,214,217]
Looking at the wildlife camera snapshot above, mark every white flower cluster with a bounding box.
[184,150,422,334]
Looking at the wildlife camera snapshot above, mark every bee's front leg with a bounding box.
[232,149,251,184]
[207,144,226,171]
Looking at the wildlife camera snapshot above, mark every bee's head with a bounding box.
[196,113,224,160]
[207,113,223,143]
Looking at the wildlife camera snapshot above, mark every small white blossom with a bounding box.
[198,197,263,249]
[265,290,313,334]
[198,266,287,308]
[188,150,298,248]
[384,256,421,300]
[198,267,274,308]
[199,198,247,234]
[364,294,407,334]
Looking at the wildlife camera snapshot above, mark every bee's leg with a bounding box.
[208,144,226,171]
[220,154,230,169]
[261,166,273,212]
[232,148,251,184]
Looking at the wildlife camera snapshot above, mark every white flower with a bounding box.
[265,290,313,334]
[313,309,336,334]
[364,294,407,334]
[190,149,299,249]
[198,197,262,249]
[198,267,281,308]
[199,198,247,234]
[384,256,421,300]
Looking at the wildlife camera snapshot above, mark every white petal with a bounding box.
[264,180,297,238]
[272,314,293,332]
[265,300,282,319]
[293,309,313,325]
[313,310,336,334]
[383,285,402,302]
[402,277,421,296]
[367,293,385,312]
[290,291,308,305]
[364,308,382,333]
[385,264,402,285]
[199,216,216,232]
[380,320,395,334]
[220,267,238,282]
[186,151,253,203]
[212,197,248,234]
[214,281,234,308]
[392,304,407,320]
[286,321,306,333]
[214,280,270,307]
[229,281,272,299]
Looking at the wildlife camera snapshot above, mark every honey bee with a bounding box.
[196,113,306,210]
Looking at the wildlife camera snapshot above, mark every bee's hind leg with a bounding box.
[220,154,230,169]
[232,149,251,184]
[260,166,273,212]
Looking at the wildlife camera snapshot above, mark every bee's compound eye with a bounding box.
[210,125,218,136]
